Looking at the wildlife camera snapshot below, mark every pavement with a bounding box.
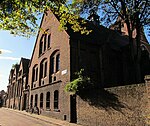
[3,108,82,126]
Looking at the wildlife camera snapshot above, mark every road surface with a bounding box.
[0,108,60,126]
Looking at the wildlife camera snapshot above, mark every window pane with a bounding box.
[48,34,51,48]
[30,95,33,107]
[44,34,47,51]
[46,92,50,108]
[36,68,38,81]
[56,54,60,72]
[54,90,59,109]
[50,57,54,74]
[40,93,43,108]
[41,63,44,78]
[35,94,38,107]
[44,62,47,77]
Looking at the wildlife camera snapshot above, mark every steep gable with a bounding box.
[28,10,71,88]
[29,11,69,67]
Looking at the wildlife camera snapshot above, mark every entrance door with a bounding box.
[70,95,77,123]
[23,94,27,110]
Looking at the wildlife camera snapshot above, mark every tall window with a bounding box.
[50,51,60,75]
[44,34,47,51]
[44,61,47,77]
[49,51,60,83]
[46,92,50,109]
[56,54,60,72]
[50,57,54,75]
[35,94,38,107]
[39,30,51,56]
[48,34,51,48]
[54,90,59,109]
[32,65,38,82]
[40,59,47,78]
[35,67,38,81]
[30,95,33,107]
[40,59,47,86]
[40,93,43,108]
[39,38,43,56]
[32,65,38,88]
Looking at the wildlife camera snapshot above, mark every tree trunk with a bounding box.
[135,15,141,83]
[126,22,137,83]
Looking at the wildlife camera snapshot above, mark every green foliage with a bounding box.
[72,0,150,28]
[0,0,91,37]
[65,69,91,94]
[72,0,150,63]
[12,63,19,69]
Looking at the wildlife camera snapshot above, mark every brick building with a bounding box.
[0,90,7,107]
[7,58,30,110]
[27,10,150,121]
[6,11,150,125]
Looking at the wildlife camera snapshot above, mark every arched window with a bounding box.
[32,65,38,88]
[49,51,60,83]
[39,35,44,56]
[50,50,60,74]
[35,94,38,107]
[46,92,50,109]
[40,93,43,108]
[54,90,59,109]
[40,59,47,86]
[39,29,51,56]
[30,95,33,107]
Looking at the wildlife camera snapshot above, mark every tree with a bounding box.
[12,63,19,69]
[0,0,90,37]
[72,0,150,82]
[0,0,149,81]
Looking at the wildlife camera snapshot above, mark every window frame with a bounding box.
[54,90,59,110]
[40,93,43,108]
[35,94,38,107]
[46,92,50,110]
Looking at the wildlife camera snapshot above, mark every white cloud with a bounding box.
[0,56,20,61]
[0,49,12,54]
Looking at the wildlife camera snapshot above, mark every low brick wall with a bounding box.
[77,83,149,126]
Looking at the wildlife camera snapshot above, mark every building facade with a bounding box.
[0,90,7,107]
[6,11,150,125]
[6,58,30,110]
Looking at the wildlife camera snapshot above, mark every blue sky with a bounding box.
[0,27,150,91]
[0,31,36,91]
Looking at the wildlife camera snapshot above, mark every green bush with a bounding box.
[65,69,91,94]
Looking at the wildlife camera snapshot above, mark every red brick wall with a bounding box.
[28,11,71,121]
[77,83,149,126]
